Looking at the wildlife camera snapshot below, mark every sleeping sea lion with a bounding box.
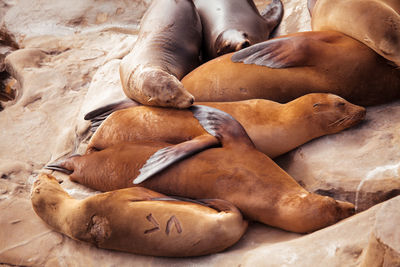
[193,0,283,60]
[47,106,355,233]
[311,0,400,67]
[181,31,400,106]
[85,93,365,158]
[119,0,202,108]
[31,173,247,257]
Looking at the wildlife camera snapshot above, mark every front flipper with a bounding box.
[134,105,255,184]
[231,36,313,68]
[231,31,345,68]
[190,105,255,148]
[261,0,284,31]
[133,134,219,184]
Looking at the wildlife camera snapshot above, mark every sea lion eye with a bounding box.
[313,103,321,107]
[336,102,345,107]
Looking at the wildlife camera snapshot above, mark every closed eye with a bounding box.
[336,102,346,107]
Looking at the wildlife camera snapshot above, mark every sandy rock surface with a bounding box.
[1,0,399,266]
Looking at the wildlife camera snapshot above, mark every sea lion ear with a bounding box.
[133,134,219,184]
[231,36,312,69]
[84,99,140,132]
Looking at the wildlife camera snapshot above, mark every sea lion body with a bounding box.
[120,0,202,108]
[181,31,400,106]
[50,106,355,233]
[193,0,283,60]
[87,93,365,158]
[31,173,247,257]
[311,0,400,67]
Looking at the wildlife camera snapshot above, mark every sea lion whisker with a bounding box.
[328,117,346,127]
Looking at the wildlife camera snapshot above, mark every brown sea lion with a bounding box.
[181,31,400,106]
[31,173,247,257]
[193,0,283,60]
[85,93,365,159]
[119,0,202,108]
[311,0,400,67]
[47,105,355,233]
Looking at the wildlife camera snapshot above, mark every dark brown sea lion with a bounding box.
[85,93,365,159]
[119,0,202,108]
[311,0,400,67]
[31,173,247,257]
[47,106,355,233]
[193,0,283,60]
[181,31,400,106]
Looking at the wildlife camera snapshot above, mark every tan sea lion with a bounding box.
[193,0,283,60]
[31,173,247,257]
[47,105,355,233]
[119,0,202,108]
[311,0,400,67]
[85,93,365,158]
[181,31,400,106]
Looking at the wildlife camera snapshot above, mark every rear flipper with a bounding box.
[45,154,80,175]
[261,0,284,32]
[84,98,140,132]
[134,105,254,184]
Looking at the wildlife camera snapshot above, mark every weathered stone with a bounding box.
[360,196,400,267]
[2,0,150,42]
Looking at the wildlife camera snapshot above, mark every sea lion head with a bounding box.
[129,67,195,109]
[306,93,366,134]
[31,173,69,222]
[215,29,251,56]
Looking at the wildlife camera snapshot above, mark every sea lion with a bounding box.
[311,0,400,67]
[31,173,247,257]
[47,105,355,233]
[193,0,283,60]
[119,0,202,108]
[181,31,400,106]
[84,93,365,158]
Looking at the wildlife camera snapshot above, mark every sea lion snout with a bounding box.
[335,200,356,219]
[216,30,252,56]
[310,94,366,133]
[129,67,194,108]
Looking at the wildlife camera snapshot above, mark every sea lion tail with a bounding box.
[84,99,140,132]
[190,105,255,148]
[261,0,284,32]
